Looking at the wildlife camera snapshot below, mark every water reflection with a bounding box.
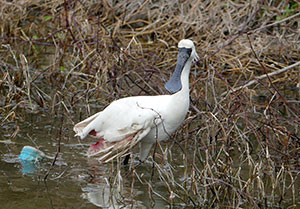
[20,160,39,174]
[82,158,168,208]
[83,183,128,208]
[82,158,145,208]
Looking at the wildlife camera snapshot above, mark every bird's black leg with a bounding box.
[122,154,130,165]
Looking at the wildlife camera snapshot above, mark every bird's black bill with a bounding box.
[165,47,192,94]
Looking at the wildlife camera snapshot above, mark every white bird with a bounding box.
[73,39,199,163]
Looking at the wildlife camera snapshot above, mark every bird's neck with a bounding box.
[175,60,191,96]
[167,60,191,122]
[170,59,191,109]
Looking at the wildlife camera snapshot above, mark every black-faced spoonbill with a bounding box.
[74,39,199,163]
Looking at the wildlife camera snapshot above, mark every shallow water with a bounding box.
[1,103,299,208]
[0,112,171,209]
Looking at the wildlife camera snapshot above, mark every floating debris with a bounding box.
[19,146,45,174]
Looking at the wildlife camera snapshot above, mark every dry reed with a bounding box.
[0,0,299,208]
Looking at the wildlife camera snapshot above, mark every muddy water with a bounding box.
[1,98,299,208]
[0,112,170,209]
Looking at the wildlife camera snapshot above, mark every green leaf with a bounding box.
[60,66,66,71]
[44,15,52,21]
[291,3,299,10]
[57,32,66,39]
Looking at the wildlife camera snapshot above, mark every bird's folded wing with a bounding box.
[82,98,162,142]
[73,97,163,162]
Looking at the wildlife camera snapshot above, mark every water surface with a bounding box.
[0,112,170,209]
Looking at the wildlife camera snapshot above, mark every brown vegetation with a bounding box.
[0,0,299,208]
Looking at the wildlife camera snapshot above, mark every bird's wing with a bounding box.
[74,96,164,163]
[74,96,163,142]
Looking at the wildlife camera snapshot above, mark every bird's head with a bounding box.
[178,39,199,63]
[165,39,199,93]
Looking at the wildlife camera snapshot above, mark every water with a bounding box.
[1,100,299,208]
[0,112,170,209]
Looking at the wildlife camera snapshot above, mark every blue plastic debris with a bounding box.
[19,146,45,174]
[19,146,45,162]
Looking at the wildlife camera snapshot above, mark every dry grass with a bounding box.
[0,0,299,208]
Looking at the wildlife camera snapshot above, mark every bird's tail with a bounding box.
[88,127,151,163]
[73,112,101,139]
[88,133,140,163]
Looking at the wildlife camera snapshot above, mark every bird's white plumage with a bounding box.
[74,39,198,162]
[178,39,193,48]
[75,96,164,141]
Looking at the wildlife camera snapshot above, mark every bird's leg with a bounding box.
[122,154,131,165]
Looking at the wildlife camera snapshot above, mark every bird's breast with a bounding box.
[143,97,189,143]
